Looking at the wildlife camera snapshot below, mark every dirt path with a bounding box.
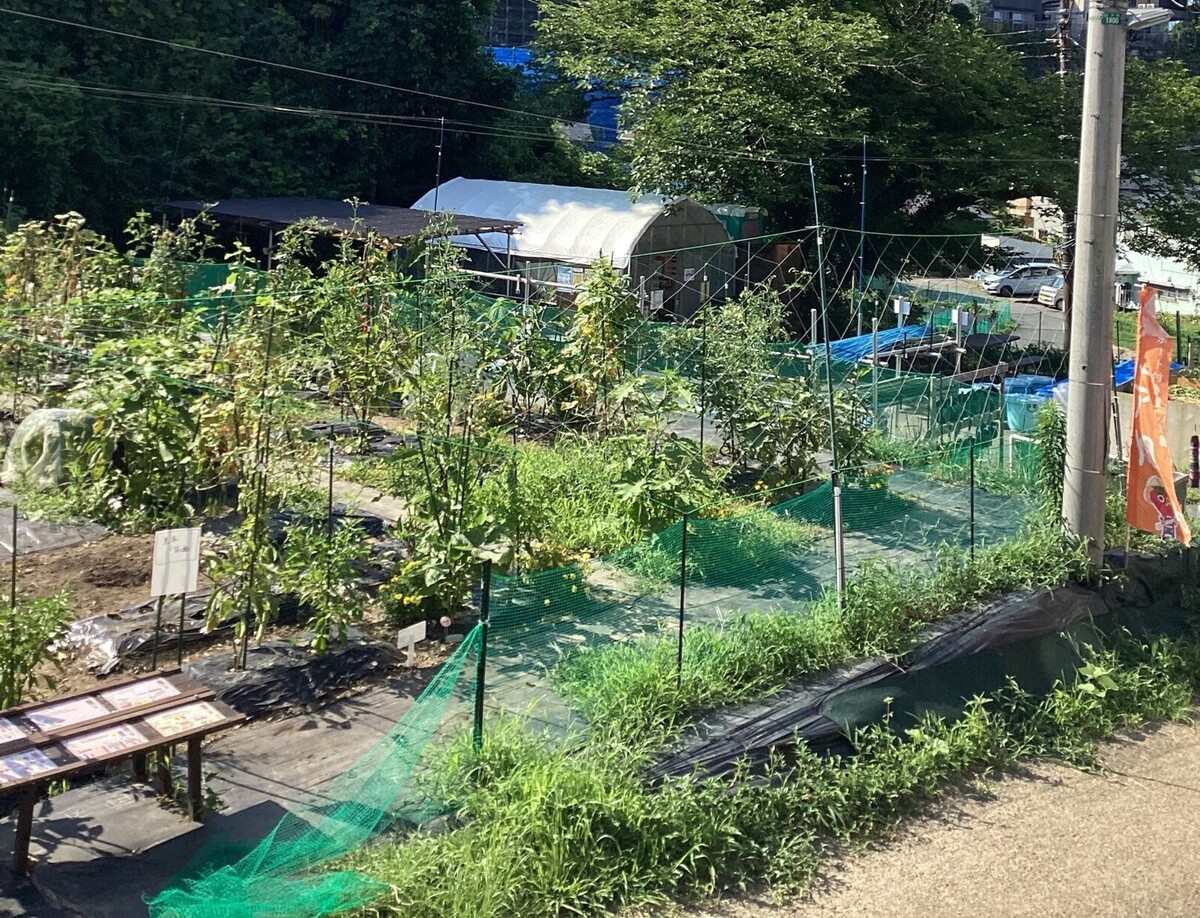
[697,720,1200,918]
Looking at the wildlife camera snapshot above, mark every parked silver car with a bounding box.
[982,262,1061,298]
[1037,274,1065,309]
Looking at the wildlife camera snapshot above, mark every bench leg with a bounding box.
[187,737,203,821]
[156,749,173,797]
[12,785,36,875]
[132,752,148,782]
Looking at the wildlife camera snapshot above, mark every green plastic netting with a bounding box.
[150,439,1039,916]
[147,626,480,918]
[479,441,1036,725]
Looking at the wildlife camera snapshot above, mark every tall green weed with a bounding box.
[558,526,1092,740]
[350,633,1200,918]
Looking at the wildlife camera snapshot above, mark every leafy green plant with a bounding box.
[695,289,871,480]
[205,514,281,663]
[61,332,239,530]
[348,632,1200,918]
[555,259,639,429]
[0,591,72,708]
[1037,401,1067,516]
[280,523,372,654]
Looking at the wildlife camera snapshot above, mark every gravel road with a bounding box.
[694,720,1200,918]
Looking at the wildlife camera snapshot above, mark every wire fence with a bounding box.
[466,438,1038,738]
[135,231,1055,915]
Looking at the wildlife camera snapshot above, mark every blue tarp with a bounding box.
[814,324,934,363]
[1109,357,1187,389]
[487,47,620,147]
[1035,358,1184,401]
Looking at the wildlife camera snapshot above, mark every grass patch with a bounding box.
[348,632,1200,918]
[616,510,827,589]
[559,526,1092,740]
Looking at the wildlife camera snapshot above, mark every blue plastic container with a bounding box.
[1006,393,1049,432]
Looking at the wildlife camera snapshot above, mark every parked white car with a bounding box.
[1037,274,1065,309]
[982,262,1061,297]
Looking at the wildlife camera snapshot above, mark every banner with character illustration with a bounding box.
[1127,286,1191,545]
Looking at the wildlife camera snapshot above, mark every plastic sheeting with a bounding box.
[412,177,696,271]
[185,636,405,717]
[0,491,109,559]
[62,590,304,675]
[812,325,933,363]
[651,549,1195,781]
[1,408,94,490]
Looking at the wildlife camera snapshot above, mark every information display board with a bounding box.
[101,677,181,712]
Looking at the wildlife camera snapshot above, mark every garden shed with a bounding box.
[412,178,737,319]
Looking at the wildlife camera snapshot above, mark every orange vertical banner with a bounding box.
[1126,286,1191,544]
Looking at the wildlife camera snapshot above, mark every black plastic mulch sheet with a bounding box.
[651,548,1197,781]
[185,638,405,717]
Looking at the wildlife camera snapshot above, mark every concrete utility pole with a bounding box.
[1063,0,1127,563]
[1063,1,1172,561]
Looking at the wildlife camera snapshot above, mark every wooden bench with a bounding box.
[0,669,243,875]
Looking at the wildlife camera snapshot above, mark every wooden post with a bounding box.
[132,752,148,782]
[13,784,36,874]
[156,749,173,797]
[187,737,203,821]
[150,594,166,670]
[176,592,187,667]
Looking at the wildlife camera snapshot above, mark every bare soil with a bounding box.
[17,532,418,704]
[14,534,157,616]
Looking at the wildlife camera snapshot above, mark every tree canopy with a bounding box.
[539,0,1200,263]
[0,1,590,237]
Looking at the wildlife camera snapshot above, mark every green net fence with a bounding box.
[147,627,481,918]
[478,439,1037,736]
[147,227,1052,914]
[152,435,1041,917]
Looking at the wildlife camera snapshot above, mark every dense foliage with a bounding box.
[539,0,1200,263]
[0,1,590,237]
[350,618,1200,917]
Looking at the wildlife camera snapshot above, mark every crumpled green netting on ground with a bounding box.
[147,626,480,918]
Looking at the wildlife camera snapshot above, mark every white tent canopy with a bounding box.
[413,178,682,270]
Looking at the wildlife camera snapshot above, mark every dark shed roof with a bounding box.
[160,197,521,240]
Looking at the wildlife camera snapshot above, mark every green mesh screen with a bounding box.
[148,627,481,918]
[479,441,1034,741]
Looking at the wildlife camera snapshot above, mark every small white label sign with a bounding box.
[151,527,202,597]
[397,621,427,668]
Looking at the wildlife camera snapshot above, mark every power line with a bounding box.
[0,7,559,125]
[0,8,1079,173]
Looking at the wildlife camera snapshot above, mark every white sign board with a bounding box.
[950,308,973,330]
[151,527,202,598]
[683,267,696,283]
[397,621,427,668]
[650,289,664,312]
[892,298,912,317]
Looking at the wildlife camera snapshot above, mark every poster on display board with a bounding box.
[144,702,226,739]
[101,677,181,712]
[27,696,108,732]
[64,724,149,761]
[0,717,26,745]
[0,748,57,786]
